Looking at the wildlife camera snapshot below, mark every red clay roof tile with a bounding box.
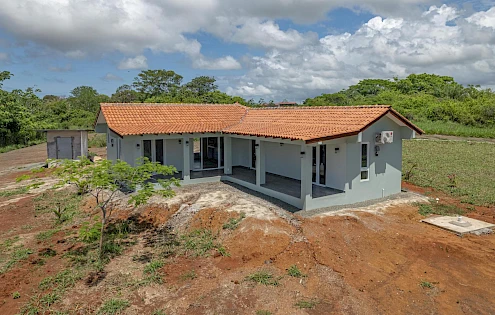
[98,103,422,142]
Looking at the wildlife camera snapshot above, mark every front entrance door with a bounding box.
[193,137,223,170]
[56,137,73,159]
[155,139,164,164]
[312,145,326,185]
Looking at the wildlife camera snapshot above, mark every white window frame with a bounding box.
[360,142,370,182]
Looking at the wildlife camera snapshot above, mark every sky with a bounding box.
[0,0,495,102]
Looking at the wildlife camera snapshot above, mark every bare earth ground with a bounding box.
[1,146,495,314]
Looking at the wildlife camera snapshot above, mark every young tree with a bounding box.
[55,157,179,258]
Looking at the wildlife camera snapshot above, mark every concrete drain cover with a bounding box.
[421,215,495,236]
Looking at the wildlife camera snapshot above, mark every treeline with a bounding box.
[304,74,495,128]
[0,70,260,148]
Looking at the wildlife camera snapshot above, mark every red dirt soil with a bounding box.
[1,163,495,314]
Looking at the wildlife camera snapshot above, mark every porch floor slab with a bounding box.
[229,166,342,199]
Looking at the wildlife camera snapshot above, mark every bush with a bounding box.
[88,134,107,148]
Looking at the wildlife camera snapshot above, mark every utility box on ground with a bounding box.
[42,130,90,160]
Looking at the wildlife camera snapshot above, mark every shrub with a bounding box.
[287,265,306,278]
[88,134,107,148]
[79,221,103,244]
[420,281,434,289]
[245,271,280,286]
[12,291,21,299]
[222,212,246,230]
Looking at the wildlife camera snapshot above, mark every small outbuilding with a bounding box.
[41,129,90,160]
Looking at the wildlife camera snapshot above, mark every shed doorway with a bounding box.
[56,137,73,159]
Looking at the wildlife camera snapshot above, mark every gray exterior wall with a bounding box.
[232,137,250,168]
[46,130,88,160]
[265,142,301,180]
[304,115,404,210]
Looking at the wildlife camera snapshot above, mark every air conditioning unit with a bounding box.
[375,131,394,144]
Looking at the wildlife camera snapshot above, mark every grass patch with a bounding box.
[416,120,495,139]
[287,265,306,278]
[12,291,21,299]
[403,140,495,206]
[180,269,197,281]
[40,292,59,307]
[34,190,82,225]
[180,229,229,257]
[16,174,31,182]
[0,186,29,197]
[222,212,246,230]
[98,298,130,315]
[295,299,317,309]
[1,247,33,273]
[420,280,434,289]
[152,310,167,315]
[36,228,60,241]
[2,236,20,249]
[245,270,280,286]
[0,140,45,154]
[141,260,165,284]
[256,311,272,315]
[417,202,464,216]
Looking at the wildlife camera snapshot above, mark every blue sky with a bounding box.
[1,1,494,101]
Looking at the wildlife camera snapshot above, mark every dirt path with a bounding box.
[417,134,495,144]
[0,144,107,173]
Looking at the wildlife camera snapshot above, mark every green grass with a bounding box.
[180,229,229,257]
[12,291,21,299]
[420,280,434,289]
[287,265,306,278]
[98,298,130,315]
[256,311,272,315]
[2,236,20,249]
[152,310,167,315]
[417,202,464,216]
[222,212,246,230]
[1,247,33,273]
[415,120,495,138]
[403,140,495,206]
[245,270,280,286]
[16,174,31,182]
[0,186,29,197]
[0,140,45,154]
[294,299,317,309]
[141,260,165,284]
[36,228,60,241]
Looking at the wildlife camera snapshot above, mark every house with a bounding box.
[95,103,422,211]
[41,129,89,160]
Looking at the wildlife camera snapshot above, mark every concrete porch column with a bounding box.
[182,136,191,181]
[300,144,312,210]
[223,136,232,175]
[255,139,266,186]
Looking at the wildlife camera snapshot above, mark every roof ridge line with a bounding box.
[100,102,245,107]
[249,105,392,110]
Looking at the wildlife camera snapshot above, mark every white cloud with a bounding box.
[230,5,495,100]
[118,55,148,70]
[192,55,242,70]
[102,73,123,81]
[230,19,319,50]
[0,0,431,70]
[48,64,72,72]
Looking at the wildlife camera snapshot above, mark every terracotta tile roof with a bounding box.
[99,103,247,136]
[98,103,423,142]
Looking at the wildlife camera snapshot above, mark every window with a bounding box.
[360,143,369,181]
[143,140,152,162]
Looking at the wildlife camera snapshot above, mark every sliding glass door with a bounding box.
[193,137,224,170]
[312,145,326,186]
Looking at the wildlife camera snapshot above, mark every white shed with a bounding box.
[41,129,90,160]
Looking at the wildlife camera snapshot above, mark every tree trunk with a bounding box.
[99,215,106,260]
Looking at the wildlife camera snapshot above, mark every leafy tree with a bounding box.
[68,86,110,113]
[0,71,12,88]
[55,157,179,258]
[110,84,140,103]
[132,70,183,99]
[184,76,218,96]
